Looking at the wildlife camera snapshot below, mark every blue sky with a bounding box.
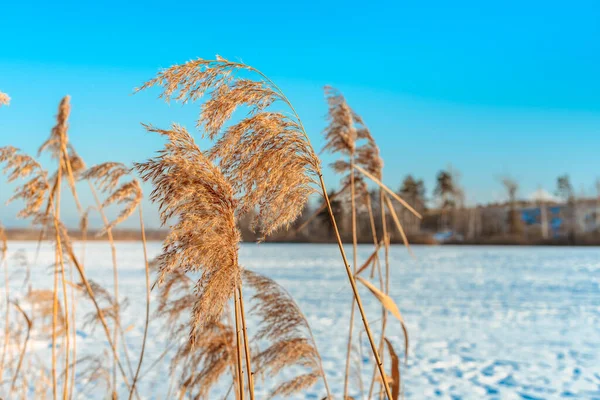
[1,0,599,228]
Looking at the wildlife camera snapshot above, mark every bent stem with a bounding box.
[10,302,32,396]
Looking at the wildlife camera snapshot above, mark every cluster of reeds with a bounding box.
[0,96,150,399]
[0,56,420,399]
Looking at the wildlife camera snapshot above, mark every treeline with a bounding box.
[5,171,600,245]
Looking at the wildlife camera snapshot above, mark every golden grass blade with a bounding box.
[356,276,409,360]
[354,164,422,219]
[355,240,383,276]
[384,338,401,400]
[357,276,403,322]
[384,195,415,259]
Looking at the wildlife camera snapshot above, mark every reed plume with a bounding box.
[0,146,50,218]
[243,269,331,399]
[138,56,394,398]
[154,264,238,398]
[0,91,10,107]
[135,123,240,336]
[136,56,320,240]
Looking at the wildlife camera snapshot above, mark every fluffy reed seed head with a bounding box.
[173,321,236,399]
[81,162,130,192]
[244,269,326,398]
[82,162,142,233]
[0,91,10,107]
[323,86,358,156]
[0,146,50,219]
[38,96,71,159]
[154,265,237,397]
[135,123,240,336]
[322,86,383,212]
[137,56,320,239]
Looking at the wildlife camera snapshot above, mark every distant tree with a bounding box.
[556,175,574,202]
[398,175,426,234]
[399,175,427,211]
[434,171,455,209]
[555,174,576,240]
[434,170,456,230]
[501,177,523,235]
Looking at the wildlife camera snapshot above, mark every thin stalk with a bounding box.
[55,170,72,400]
[10,302,32,396]
[237,286,255,400]
[233,285,245,400]
[68,245,78,400]
[385,195,415,259]
[61,243,133,392]
[368,190,390,399]
[51,167,63,400]
[294,182,350,233]
[128,205,151,400]
[318,174,393,400]
[88,181,136,380]
[0,247,10,386]
[343,160,358,398]
[308,325,332,399]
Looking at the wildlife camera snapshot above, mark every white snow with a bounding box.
[1,242,599,399]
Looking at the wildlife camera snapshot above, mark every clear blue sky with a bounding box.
[1,0,599,228]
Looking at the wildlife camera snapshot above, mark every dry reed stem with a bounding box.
[384,195,415,259]
[9,302,32,396]
[322,86,383,398]
[293,182,350,233]
[237,285,255,399]
[343,162,358,398]
[234,286,245,400]
[128,205,150,400]
[0,223,9,387]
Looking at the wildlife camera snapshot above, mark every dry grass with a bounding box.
[0,56,418,400]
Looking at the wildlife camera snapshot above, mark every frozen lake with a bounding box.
[3,242,600,399]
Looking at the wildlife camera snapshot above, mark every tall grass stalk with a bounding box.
[237,286,255,399]
[0,226,9,386]
[128,205,151,400]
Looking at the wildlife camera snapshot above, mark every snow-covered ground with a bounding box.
[2,242,600,399]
